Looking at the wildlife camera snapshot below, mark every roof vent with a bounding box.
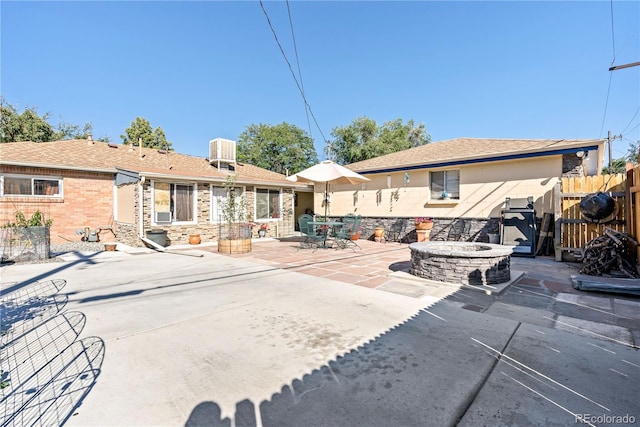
[209,138,236,169]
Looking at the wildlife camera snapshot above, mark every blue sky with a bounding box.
[2,1,639,162]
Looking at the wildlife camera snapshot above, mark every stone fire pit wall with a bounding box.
[409,242,513,286]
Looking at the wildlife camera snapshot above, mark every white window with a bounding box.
[430,170,460,199]
[211,185,244,223]
[1,175,63,197]
[255,188,281,220]
[152,181,196,224]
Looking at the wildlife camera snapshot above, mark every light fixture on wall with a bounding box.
[404,172,410,185]
[576,150,585,158]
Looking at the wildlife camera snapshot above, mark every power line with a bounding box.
[609,0,616,65]
[621,106,640,134]
[598,73,614,138]
[259,0,328,146]
[286,0,313,142]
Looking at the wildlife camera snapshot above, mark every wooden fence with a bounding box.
[553,174,627,261]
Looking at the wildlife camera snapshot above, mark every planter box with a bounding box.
[218,238,252,254]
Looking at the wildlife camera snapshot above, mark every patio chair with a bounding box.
[448,218,471,241]
[387,218,407,243]
[298,214,323,250]
[334,214,361,251]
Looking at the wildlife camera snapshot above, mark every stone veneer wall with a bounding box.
[562,153,584,177]
[116,182,295,247]
[410,247,511,286]
[326,216,502,243]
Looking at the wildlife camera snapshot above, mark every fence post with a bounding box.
[554,182,562,261]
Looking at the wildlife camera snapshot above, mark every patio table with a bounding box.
[308,221,344,248]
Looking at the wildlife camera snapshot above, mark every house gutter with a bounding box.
[354,145,601,175]
[0,160,115,174]
[139,172,311,188]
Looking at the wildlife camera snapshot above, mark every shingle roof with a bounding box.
[347,138,605,172]
[0,139,305,186]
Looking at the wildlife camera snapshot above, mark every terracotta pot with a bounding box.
[104,243,117,251]
[415,222,433,230]
[374,227,385,238]
[189,234,201,245]
[350,231,361,241]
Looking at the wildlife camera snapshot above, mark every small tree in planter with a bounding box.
[217,175,252,253]
[1,210,53,263]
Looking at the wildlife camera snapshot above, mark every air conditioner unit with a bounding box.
[155,211,171,223]
[209,138,237,165]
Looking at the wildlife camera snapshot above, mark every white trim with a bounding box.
[151,180,198,226]
[0,173,64,198]
[254,187,282,221]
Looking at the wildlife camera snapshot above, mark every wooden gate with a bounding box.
[553,174,626,261]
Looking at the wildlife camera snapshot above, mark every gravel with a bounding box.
[2,241,107,265]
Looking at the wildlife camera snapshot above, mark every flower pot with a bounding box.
[104,243,117,251]
[415,222,433,230]
[189,234,201,245]
[258,229,266,238]
[374,227,385,242]
[350,231,361,241]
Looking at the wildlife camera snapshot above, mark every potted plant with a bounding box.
[347,223,361,240]
[257,223,268,238]
[415,217,434,230]
[217,175,252,254]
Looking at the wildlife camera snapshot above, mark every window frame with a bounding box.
[255,188,282,220]
[429,170,460,200]
[1,174,63,198]
[210,184,246,223]
[151,180,197,225]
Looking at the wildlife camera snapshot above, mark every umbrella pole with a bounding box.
[324,182,328,221]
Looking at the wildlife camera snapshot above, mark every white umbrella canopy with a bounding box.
[287,160,370,219]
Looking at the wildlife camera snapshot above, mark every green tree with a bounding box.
[237,122,318,175]
[0,102,56,143]
[121,117,172,150]
[602,158,627,174]
[329,116,430,164]
[55,121,110,142]
[625,140,640,165]
[1,98,109,142]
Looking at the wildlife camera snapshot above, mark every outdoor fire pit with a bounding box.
[409,241,513,286]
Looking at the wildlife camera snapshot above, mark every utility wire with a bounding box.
[609,0,617,65]
[598,73,613,138]
[286,0,313,142]
[599,0,619,138]
[621,106,640,134]
[623,121,640,135]
[259,0,328,145]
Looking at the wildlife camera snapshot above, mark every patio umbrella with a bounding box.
[286,160,370,220]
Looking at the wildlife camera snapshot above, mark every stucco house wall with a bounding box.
[325,155,560,219]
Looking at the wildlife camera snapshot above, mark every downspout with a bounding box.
[139,176,145,239]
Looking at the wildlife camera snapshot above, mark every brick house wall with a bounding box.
[0,166,114,244]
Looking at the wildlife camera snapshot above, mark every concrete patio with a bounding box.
[0,237,638,426]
